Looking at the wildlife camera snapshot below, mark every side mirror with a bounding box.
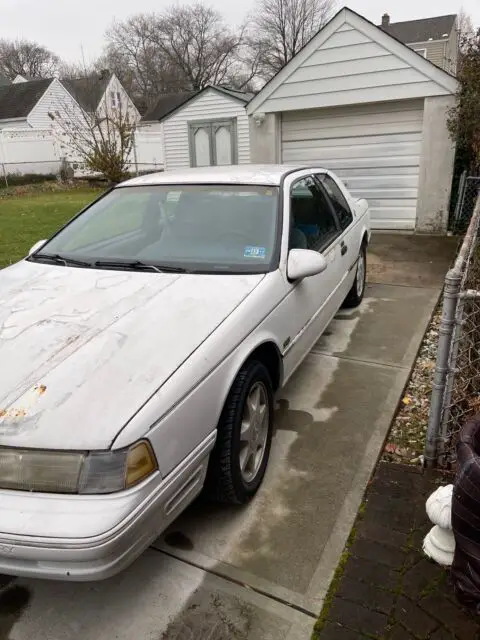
[28,239,48,256]
[287,249,327,281]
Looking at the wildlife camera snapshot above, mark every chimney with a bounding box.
[382,13,390,28]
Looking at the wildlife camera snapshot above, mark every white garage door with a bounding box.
[281,100,424,230]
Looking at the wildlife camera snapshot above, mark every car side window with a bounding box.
[317,174,353,231]
[289,177,339,252]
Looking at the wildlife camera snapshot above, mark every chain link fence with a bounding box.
[451,173,480,233]
[425,179,480,466]
[0,160,164,188]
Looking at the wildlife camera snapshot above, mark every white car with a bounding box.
[0,165,369,581]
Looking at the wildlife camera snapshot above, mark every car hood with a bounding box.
[0,261,264,450]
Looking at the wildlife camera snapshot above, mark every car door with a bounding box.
[280,174,344,379]
[316,172,359,295]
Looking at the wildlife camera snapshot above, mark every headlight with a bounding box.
[0,440,158,495]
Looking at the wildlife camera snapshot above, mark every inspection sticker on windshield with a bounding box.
[244,246,266,259]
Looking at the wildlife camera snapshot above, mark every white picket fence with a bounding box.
[0,126,165,181]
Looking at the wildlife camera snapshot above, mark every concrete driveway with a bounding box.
[0,234,456,640]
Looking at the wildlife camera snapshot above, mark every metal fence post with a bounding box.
[0,131,8,188]
[425,268,462,466]
[453,170,467,230]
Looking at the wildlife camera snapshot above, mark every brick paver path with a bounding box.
[314,463,480,639]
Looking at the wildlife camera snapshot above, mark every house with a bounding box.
[247,7,458,232]
[0,72,141,176]
[0,78,85,176]
[138,86,252,170]
[379,13,458,74]
[12,75,32,84]
[0,75,10,87]
[0,78,83,130]
[62,72,140,123]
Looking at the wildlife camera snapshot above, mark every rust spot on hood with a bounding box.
[0,408,27,419]
[0,383,46,422]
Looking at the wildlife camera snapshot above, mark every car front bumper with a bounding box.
[0,434,214,581]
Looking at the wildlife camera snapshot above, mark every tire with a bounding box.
[343,244,366,308]
[205,360,274,505]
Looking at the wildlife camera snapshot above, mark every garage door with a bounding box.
[281,100,424,230]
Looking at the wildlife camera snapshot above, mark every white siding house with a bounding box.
[28,79,84,129]
[97,74,140,123]
[139,87,251,171]
[379,13,459,75]
[0,79,83,176]
[248,8,458,232]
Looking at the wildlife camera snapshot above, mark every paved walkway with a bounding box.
[314,463,480,640]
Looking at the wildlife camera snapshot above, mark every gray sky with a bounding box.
[2,0,479,63]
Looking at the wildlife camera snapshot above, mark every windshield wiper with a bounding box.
[30,253,92,268]
[153,264,190,273]
[94,260,188,273]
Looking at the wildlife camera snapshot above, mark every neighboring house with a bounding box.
[0,73,141,176]
[0,75,10,87]
[62,72,140,123]
[12,75,32,84]
[247,7,458,233]
[139,86,252,171]
[0,78,83,130]
[379,13,458,75]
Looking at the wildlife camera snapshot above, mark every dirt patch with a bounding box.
[383,308,441,464]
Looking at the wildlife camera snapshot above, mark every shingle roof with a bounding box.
[62,73,111,112]
[379,14,457,44]
[141,91,197,122]
[0,78,52,120]
[141,86,252,123]
[214,87,255,102]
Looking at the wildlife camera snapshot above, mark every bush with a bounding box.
[0,173,57,189]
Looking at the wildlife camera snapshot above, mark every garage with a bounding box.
[281,100,424,230]
[247,8,458,232]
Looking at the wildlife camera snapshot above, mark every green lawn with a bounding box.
[0,189,102,268]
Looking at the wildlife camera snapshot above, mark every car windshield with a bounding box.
[33,184,280,274]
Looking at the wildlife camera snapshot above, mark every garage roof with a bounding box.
[142,86,253,123]
[247,7,458,116]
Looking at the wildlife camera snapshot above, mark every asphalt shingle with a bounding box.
[379,14,457,44]
[62,73,111,112]
[0,78,52,120]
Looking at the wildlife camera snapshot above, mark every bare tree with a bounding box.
[58,60,97,80]
[103,15,186,110]
[100,5,252,105]
[151,4,244,91]
[457,8,476,54]
[0,39,59,80]
[50,76,136,184]
[457,8,476,43]
[248,0,336,79]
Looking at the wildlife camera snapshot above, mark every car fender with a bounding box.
[115,330,284,478]
[112,273,288,477]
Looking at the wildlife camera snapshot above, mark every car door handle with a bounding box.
[341,242,348,256]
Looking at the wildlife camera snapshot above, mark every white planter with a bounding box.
[423,484,455,566]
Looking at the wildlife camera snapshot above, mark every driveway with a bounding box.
[0,234,456,640]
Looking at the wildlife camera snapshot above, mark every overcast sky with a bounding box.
[2,0,479,63]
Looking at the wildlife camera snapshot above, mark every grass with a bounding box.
[0,189,102,268]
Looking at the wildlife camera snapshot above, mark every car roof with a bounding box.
[121,165,326,188]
